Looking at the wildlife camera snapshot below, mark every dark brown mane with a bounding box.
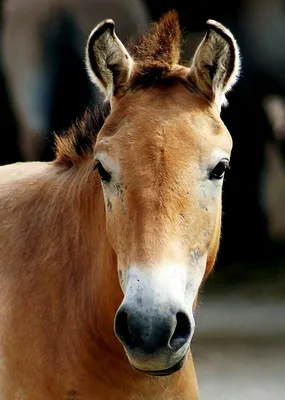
[55,102,110,167]
[128,10,183,89]
[129,10,181,67]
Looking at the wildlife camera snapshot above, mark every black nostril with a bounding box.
[116,308,191,353]
[169,312,191,351]
[115,310,133,347]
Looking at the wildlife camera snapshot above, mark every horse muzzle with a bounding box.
[114,302,192,374]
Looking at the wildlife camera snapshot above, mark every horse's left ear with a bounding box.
[189,20,240,110]
[85,19,134,100]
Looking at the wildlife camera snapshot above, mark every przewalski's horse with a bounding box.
[0,11,240,400]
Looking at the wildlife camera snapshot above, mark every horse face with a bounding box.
[88,14,239,375]
[94,87,232,374]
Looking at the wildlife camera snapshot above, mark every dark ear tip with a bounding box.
[206,19,226,34]
[206,19,221,28]
[205,19,236,44]
[88,19,115,45]
[103,19,115,33]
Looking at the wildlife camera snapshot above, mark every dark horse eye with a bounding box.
[209,160,229,180]
[95,162,111,183]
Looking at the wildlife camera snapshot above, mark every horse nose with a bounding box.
[114,306,191,353]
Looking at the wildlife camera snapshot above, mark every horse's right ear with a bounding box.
[85,20,134,101]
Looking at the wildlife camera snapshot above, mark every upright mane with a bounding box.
[55,11,184,167]
[128,10,181,81]
[55,102,110,167]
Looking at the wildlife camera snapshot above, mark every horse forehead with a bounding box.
[119,95,219,135]
[115,85,214,124]
[97,87,230,165]
[121,116,227,172]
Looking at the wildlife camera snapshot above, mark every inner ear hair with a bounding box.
[85,19,134,100]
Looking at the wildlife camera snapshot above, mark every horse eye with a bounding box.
[209,160,229,180]
[95,162,111,183]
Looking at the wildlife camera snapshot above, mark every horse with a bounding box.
[0,11,240,399]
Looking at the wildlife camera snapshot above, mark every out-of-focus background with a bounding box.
[0,0,284,398]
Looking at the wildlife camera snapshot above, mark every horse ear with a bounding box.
[85,19,134,100]
[189,20,240,110]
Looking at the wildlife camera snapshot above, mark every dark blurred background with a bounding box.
[0,1,284,397]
